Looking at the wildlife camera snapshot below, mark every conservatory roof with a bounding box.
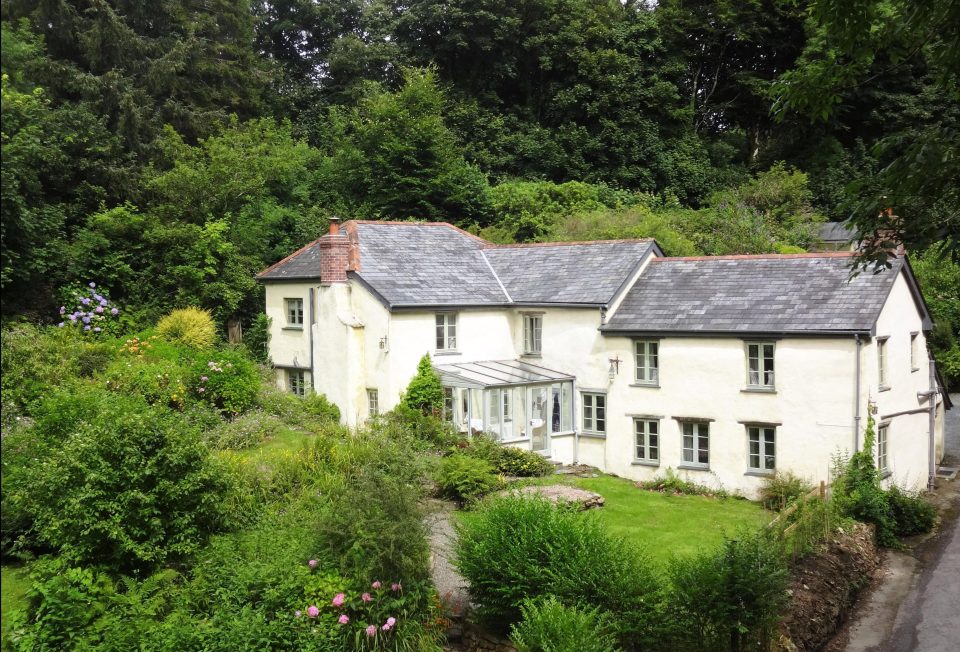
[434,359,574,388]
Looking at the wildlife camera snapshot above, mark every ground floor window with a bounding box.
[366,389,379,417]
[747,425,776,472]
[681,421,709,467]
[877,423,889,472]
[444,382,574,442]
[581,392,606,435]
[442,387,454,422]
[634,419,659,463]
[287,369,306,397]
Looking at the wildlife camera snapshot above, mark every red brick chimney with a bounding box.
[319,217,350,284]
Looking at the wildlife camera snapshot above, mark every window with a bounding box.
[877,337,889,388]
[634,340,659,384]
[366,389,379,417]
[910,333,919,371]
[523,314,543,355]
[581,392,606,434]
[877,424,889,472]
[442,387,454,422]
[285,298,304,326]
[435,313,457,350]
[746,342,775,388]
[747,426,776,473]
[287,369,306,397]
[681,422,709,467]
[634,419,659,463]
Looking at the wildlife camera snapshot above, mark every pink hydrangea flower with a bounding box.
[382,616,397,631]
[338,614,349,625]
[391,582,402,592]
[361,592,372,602]
[307,605,319,618]
[371,580,382,589]
[308,559,318,569]
[331,593,345,607]
[366,625,377,637]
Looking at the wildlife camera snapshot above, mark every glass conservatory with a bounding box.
[434,359,575,454]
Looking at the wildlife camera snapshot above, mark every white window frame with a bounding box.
[435,312,458,351]
[522,313,543,355]
[681,421,709,468]
[634,418,660,463]
[877,423,890,473]
[581,392,606,435]
[285,297,304,327]
[287,369,306,397]
[747,425,776,473]
[366,388,379,417]
[633,339,659,385]
[746,341,775,389]
[877,337,889,389]
[910,332,919,372]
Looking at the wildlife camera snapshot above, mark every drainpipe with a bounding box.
[573,385,579,466]
[308,287,315,383]
[928,356,937,491]
[853,335,862,452]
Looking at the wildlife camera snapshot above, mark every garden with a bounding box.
[0,295,939,652]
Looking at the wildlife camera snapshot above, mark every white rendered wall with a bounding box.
[264,282,315,391]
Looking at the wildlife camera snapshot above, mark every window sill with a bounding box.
[521,353,542,359]
[678,463,710,472]
[282,325,304,331]
[629,382,660,389]
[433,350,461,356]
[631,460,660,468]
[880,469,892,480]
[878,385,891,392]
[911,367,920,373]
[744,470,775,478]
[742,387,776,394]
[579,432,607,440]
[550,431,576,439]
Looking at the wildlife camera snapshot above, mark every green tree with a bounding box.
[403,354,444,415]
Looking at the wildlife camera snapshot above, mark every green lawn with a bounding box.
[232,427,315,460]
[473,474,769,567]
[1,564,30,649]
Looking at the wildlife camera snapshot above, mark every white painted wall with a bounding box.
[264,282,314,391]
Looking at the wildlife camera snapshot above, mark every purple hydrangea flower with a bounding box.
[82,316,91,324]
[58,322,65,328]
[95,306,104,314]
[89,282,96,289]
[80,297,91,305]
[111,308,119,315]
[59,306,66,315]
[93,327,102,333]
[83,325,91,331]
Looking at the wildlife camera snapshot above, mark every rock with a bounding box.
[501,484,605,510]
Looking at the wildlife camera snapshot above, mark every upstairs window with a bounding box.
[634,340,659,385]
[435,313,457,351]
[634,419,659,463]
[910,333,920,371]
[288,369,306,397]
[747,425,776,473]
[523,314,543,355]
[581,392,606,435]
[285,298,304,326]
[746,342,775,389]
[877,337,889,389]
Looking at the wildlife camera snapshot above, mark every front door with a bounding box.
[529,386,549,454]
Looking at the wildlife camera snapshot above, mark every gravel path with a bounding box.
[425,501,471,618]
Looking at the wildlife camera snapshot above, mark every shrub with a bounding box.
[435,454,501,505]
[208,410,286,450]
[303,392,342,423]
[463,435,555,477]
[192,348,260,414]
[665,531,788,651]
[510,597,619,652]
[887,486,937,537]
[103,357,190,408]
[56,282,121,335]
[244,313,271,363]
[638,467,728,498]
[402,354,444,415]
[1,324,87,420]
[8,388,236,572]
[157,307,217,348]
[759,471,814,511]
[455,496,661,637]
[379,404,460,448]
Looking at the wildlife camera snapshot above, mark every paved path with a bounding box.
[425,501,471,617]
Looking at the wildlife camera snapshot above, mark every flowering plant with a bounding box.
[190,349,258,414]
[57,282,120,334]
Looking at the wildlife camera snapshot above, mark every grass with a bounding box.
[1,564,30,649]
[471,473,769,567]
[231,426,315,461]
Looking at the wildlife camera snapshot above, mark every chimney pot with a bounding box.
[329,217,341,236]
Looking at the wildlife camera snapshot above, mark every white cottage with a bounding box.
[257,219,951,496]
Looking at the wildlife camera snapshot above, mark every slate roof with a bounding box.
[819,222,857,243]
[257,240,322,280]
[602,254,903,335]
[485,241,657,304]
[257,221,658,308]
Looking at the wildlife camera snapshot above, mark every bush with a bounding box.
[157,307,217,348]
[887,486,937,537]
[378,405,460,448]
[759,471,814,511]
[665,531,788,651]
[7,388,237,572]
[510,597,619,652]
[303,392,341,423]
[435,454,501,505]
[638,467,728,498]
[462,435,555,477]
[192,348,260,414]
[103,357,190,408]
[402,354,444,415]
[244,313,272,363]
[455,496,661,638]
[208,410,286,450]
[1,325,87,421]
